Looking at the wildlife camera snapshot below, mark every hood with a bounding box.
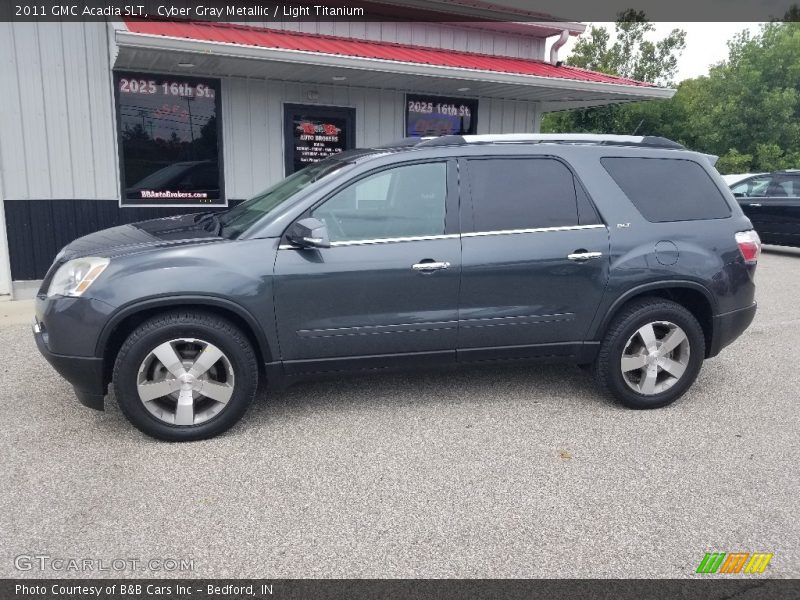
[57,213,226,262]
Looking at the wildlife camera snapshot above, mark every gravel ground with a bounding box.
[1,246,798,579]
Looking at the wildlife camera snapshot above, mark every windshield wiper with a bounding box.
[194,211,222,236]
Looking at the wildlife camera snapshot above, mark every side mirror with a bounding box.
[287,217,331,249]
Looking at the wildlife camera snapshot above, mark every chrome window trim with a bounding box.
[279,234,459,249]
[278,224,606,249]
[461,224,606,238]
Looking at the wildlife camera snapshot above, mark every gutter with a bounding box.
[549,29,570,66]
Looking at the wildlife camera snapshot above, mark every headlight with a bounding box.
[47,257,110,298]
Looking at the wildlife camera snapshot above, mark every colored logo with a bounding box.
[696,552,773,574]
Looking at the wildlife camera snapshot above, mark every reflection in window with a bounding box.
[732,177,772,198]
[116,73,222,206]
[312,163,447,242]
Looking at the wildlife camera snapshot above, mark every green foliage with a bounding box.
[716,149,753,174]
[543,21,800,174]
[566,10,686,86]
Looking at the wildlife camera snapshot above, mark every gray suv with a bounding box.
[33,134,760,441]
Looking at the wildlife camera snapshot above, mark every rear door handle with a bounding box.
[567,251,603,262]
[748,203,762,207]
[412,260,450,272]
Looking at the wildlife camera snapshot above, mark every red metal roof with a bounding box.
[124,20,655,88]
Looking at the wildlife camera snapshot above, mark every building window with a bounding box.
[406,94,478,137]
[284,104,356,175]
[115,73,223,206]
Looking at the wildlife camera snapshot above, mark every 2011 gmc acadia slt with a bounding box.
[33,134,760,441]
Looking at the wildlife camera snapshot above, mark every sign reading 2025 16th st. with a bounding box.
[406,93,478,137]
[115,72,224,207]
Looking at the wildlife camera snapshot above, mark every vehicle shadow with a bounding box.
[248,361,616,423]
[95,361,615,442]
[761,244,800,257]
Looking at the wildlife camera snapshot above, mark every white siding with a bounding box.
[229,21,546,60]
[0,22,543,203]
[221,77,540,199]
[0,22,119,201]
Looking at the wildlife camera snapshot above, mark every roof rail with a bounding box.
[411,133,684,150]
[463,133,684,149]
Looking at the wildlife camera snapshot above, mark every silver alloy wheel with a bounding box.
[136,338,235,426]
[620,321,690,396]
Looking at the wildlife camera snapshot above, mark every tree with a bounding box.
[566,10,686,86]
[544,21,800,174]
[673,23,800,172]
[542,12,685,135]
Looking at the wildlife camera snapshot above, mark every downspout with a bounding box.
[549,29,570,66]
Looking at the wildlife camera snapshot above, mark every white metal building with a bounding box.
[0,3,674,297]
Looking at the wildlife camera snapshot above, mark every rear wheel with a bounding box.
[594,298,705,409]
[113,312,258,441]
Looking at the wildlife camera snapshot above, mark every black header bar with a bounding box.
[4,579,800,600]
[2,0,799,22]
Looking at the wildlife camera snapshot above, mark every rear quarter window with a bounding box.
[601,157,731,222]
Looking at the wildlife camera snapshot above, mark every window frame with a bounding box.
[282,158,459,247]
[460,155,604,234]
[113,71,225,208]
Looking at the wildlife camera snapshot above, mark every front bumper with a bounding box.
[709,302,757,357]
[34,320,106,410]
[33,295,114,411]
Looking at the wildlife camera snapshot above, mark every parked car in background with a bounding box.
[721,173,765,186]
[34,134,759,441]
[730,170,800,247]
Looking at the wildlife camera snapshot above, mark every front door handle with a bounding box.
[748,203,762,207]
[412,260,450,272]
[567,251,603,262]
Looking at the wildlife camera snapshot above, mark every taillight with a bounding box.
[735,230,761,265]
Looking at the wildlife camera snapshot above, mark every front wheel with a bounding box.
[113,311,258,441]
[594,298,705,409]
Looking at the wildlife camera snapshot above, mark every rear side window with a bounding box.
[467,158,581,231]
[601,157,731,222]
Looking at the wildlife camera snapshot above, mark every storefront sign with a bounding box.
[406,94,478,137]
[115,73,224,207]
[284,104,355,174]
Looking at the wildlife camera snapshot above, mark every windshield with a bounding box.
[219,159,348,238]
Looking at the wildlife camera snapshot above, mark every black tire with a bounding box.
[112,311,258,441]
[594,298,705,409]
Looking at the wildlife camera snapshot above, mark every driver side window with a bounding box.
[732,176,772,198]
[311,162,447,242]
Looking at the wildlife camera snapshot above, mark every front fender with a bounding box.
[96,294,275,365]
[89,238,279,363]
